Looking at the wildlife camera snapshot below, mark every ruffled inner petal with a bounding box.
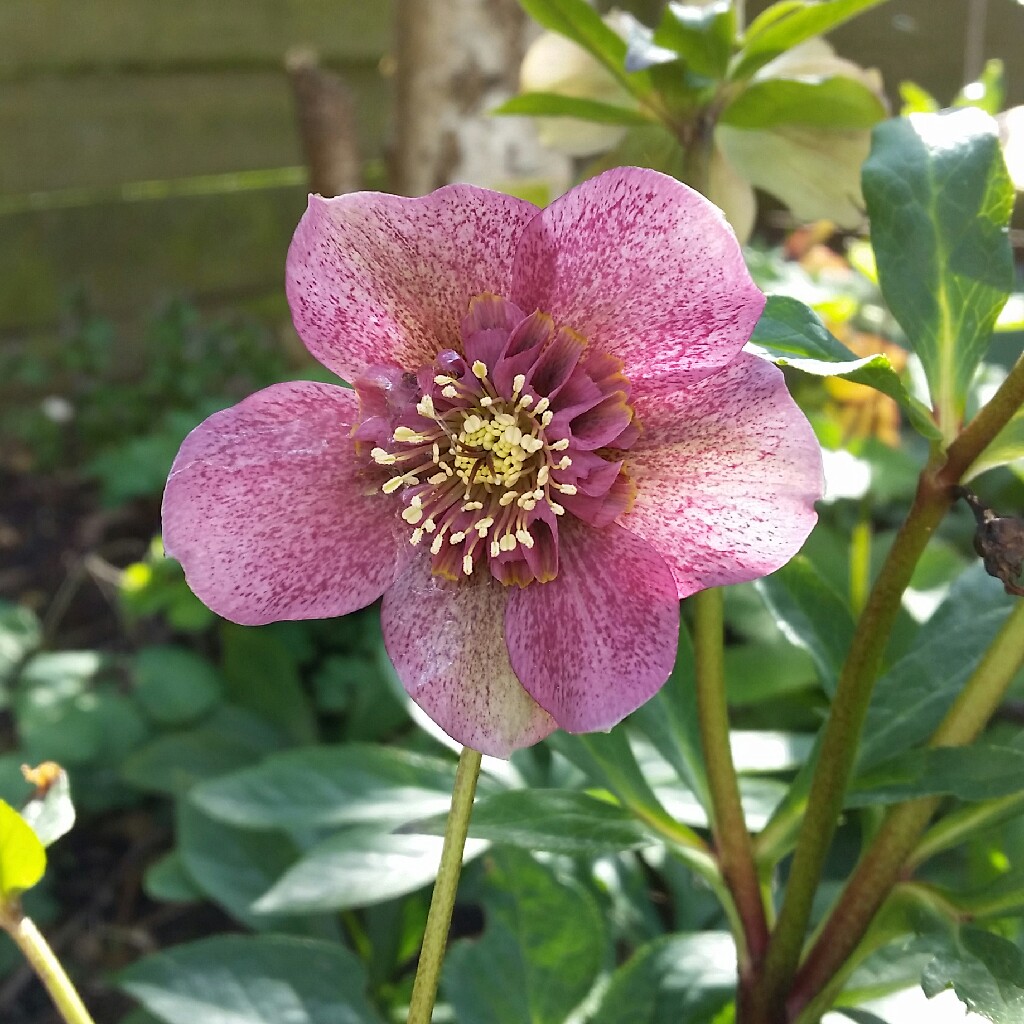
[505,520,679,732]
[381,561,556,757]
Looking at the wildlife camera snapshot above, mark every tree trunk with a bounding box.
[392,0,570,197]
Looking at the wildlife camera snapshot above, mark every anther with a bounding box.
[551,438,570,451]
[512,373,526,397]
[371,447,397,465]
[472,360,489,380]
[393,426,426,443]
[463,555,474,576]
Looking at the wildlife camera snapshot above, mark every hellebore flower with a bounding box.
[162,167,822,757]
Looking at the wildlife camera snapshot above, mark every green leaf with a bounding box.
[443,850,608,1024]
[0,801,46,898]
[122,706,284,797]
[176,802,309,933]
[724,641,818,704]
[589,932,736,1024]
[747,295,940,440]
[629,617,709,807]
[721,76,886,130]
[133,646,224,726]
[252,826,486,915]
[849,745,1024,807]
[548,728,684,839]
[493,92,650,125]
[518,0,650,97]
[922,928,1024,1023]
[143,851,204,904]
[862,110,1015,437]
[0,602,41,688]
[20,768,75,847]
[756,555,855,696]
[955,58,1005,116]
[733,0,888,80]
[414,789,653,855]
[192,744,462,830]
[653,1,735,79]
[220,624,317,744]
[965,406,1024,481]
[117,935,381,1024]
[856,565,1016,772]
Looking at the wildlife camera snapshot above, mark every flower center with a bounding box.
[354,293,639,587]
[371,361,575,578]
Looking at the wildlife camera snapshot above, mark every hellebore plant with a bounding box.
[160,165,821,1023]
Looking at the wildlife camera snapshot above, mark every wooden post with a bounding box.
[286,48,361,197]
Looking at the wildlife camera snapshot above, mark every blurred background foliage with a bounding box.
[0,1,1023,1023]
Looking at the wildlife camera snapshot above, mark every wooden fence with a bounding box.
[0,0,1020,350]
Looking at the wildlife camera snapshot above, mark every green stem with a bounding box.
[0,908,96,1024]
[692,589,769,973]
[788,599,1024,1019]
[751,467,950,1023]
[407,746,482,1024]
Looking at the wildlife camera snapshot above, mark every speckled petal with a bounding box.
[622,353,823,598]
[505,521,679,732]
[162,382,406,625]
[381,563,556,757]
[510,167,765,390]
[287,188,540,383]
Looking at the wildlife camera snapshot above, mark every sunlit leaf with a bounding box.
[653,1,735,79]
[118,935,381,1024]
[518,0,651,96]
[589,931,736,1023]
[493,92,650,125]
[747,295,940,440]
[0,801,45,899]
[849,745,1024,806]
[443,850,608,1024]
[863,110,1015,438]
[732,0,888,80]
[193,744,464,831]
[412,789,654,855]
[922,928,1024,1023]
[721,76,886,130]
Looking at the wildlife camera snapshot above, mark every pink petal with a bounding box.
[505,521,679,733]
[162,382,406,625]
[381,563,556,757]
[621,353,823,598]
[287,188,539,383]
[510,167,765,390]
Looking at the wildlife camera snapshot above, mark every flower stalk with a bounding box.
[407,746,482,1024]
[0,908,96,1024]
[692,588,769,973]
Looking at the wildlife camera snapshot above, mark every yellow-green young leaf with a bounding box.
[862,109,1015,440]
[732,0,887,80]
[0,801,46,898]
[965,406,1024,481]
[518,0,652,98]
